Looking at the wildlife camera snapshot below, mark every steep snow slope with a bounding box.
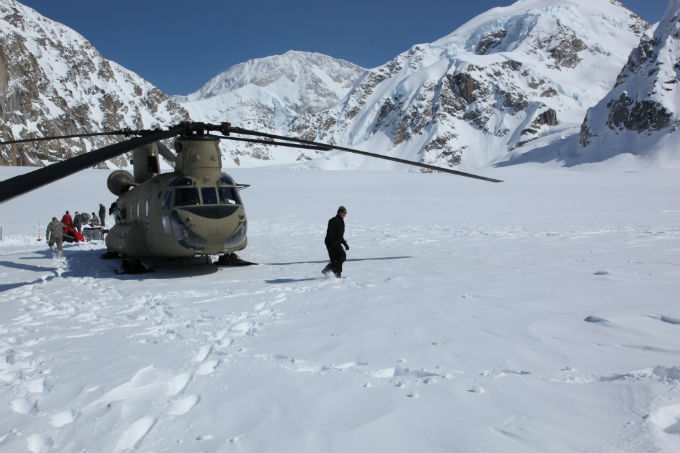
[289,0,649,171]
[578,0,680,163]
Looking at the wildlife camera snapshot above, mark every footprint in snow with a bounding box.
[26,433,52,453]
[166,372,191,396]
[649,403,680,437]
[114,416,156,452]
[196,359,219,376]
[193,345,212,363]
[584,315,608,324]
[49,410,77,428]
[169,394,200,415]
[11,397,36,415]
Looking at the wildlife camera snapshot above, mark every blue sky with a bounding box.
[20,0,669,95]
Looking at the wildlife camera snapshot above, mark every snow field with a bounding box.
[0,164,679,451]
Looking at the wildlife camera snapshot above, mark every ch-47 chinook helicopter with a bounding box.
[0,122,501,272]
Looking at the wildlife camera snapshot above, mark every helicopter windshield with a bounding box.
[174,188,200,207]
[201,187,218,205]
[218,186,240,205]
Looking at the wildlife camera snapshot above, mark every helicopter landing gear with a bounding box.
[216,253,257,266]
[115,259,152,274]
[101,250,119,259]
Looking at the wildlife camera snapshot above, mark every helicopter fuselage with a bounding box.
[104,135,247,259]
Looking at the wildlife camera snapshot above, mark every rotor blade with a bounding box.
[0,129,135,146]
[229,126,502,183]
[219,135,331,152]
[0,125,189,204]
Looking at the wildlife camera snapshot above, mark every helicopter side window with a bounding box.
[115,206,127,222]
[174,188,200,207]
[201,187,218,205]
[218,186,240,205]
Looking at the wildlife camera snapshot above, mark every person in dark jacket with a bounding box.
[99,203,106,227]
[73,212,83,233]
[322,206,349,278]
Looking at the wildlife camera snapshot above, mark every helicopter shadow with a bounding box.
[265,256,413,266]
[47,246,222,280]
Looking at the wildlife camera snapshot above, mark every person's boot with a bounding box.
[322,264,331,276]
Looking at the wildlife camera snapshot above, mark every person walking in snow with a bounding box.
[73,212,83,233]
[99,203,106,227]
[322,205,349,278]
[90,212,100,226]
[46,216,66,257]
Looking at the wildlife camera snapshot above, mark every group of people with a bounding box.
[67,203,107,233]
[45,203,108,257]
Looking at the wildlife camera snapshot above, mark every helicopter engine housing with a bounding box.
[107,170,135,195]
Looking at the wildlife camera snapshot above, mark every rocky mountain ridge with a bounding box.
[0,0,189,167]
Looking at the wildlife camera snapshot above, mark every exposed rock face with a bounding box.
[606,94,672,132]
[0,0,189,168]
[578,0,680,155]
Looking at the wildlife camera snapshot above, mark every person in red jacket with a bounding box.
[61,210,73,228]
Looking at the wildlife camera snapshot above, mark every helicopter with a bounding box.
[0,121,501,272]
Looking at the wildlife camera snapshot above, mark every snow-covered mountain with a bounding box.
[175,51,365,166]
[0,0,189,167]
[577,0,680,162]
[0,0,668,172]
[285,0,650,171]
[177,51,365,123]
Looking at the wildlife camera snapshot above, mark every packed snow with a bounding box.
[1,160,679,452]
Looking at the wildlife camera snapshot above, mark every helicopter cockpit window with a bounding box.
[201,187,218,205]
[174,188,200,207]
[169,176,195,187]
[218,186,241,205]
[219,174,235,186]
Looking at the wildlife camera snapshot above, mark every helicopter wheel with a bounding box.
[115,259,153,274]
[216,253,257,266]
[101,250,119,259]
